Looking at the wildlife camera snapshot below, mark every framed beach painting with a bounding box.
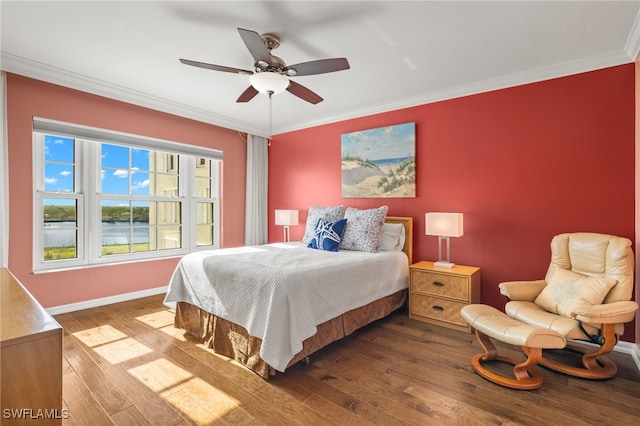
[341,122,416,198]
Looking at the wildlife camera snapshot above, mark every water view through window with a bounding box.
[37,125,219,269]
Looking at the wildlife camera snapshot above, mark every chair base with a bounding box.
[471,330,544,390]
[530,343,617,380]
[524,323,618,380]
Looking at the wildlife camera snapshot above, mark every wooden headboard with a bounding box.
[385,216,413,264]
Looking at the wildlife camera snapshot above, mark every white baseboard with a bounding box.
[46,285,168,316]
[567,339,640,374]
[613,340,636,355]
[631,343,640,373]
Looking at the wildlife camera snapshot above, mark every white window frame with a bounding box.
[32,118,222,272]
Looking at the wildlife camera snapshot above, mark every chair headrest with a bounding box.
[549,233,634,303]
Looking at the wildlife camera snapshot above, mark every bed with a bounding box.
[164,214,413,378]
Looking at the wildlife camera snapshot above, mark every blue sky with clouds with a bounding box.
[44,136,157,211]
[341,122,415,162]
[44,135,151,198]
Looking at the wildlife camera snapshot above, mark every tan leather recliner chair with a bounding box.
[499,232,637,379]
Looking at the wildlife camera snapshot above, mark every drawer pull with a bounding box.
[432,305,444,312]
[432,281,445,287]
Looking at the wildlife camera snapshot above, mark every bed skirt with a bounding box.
[174,289,407,378]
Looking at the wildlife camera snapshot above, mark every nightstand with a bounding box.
[409,261,481,333]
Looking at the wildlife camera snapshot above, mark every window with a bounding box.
[33,118,222,271]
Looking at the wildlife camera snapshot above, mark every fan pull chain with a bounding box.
[268,91,273,140]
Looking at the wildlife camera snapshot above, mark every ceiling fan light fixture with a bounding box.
[250,72,289,95]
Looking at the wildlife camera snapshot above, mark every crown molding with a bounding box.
[278,49,634,135]
[0,52,267,137]
[625,7,640,61]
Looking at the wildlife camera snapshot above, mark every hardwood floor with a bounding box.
[55,295,640,425]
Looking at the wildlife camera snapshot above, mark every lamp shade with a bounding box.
[275,209,299,226]
[425,212,463,237]
[250,72,290,94]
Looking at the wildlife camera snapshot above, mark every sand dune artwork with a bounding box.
[341,122,416,198]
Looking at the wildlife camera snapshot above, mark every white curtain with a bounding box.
[0,72,8,267]
[245,134,268,245]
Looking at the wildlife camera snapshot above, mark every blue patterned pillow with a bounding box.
[301,205,344,244]
[308,218,348,252]
[340,206,389,252]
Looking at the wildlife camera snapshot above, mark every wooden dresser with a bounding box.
[1,268,63,424]
[409,261,481,333]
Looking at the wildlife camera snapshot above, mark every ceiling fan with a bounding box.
[180,27,350,105]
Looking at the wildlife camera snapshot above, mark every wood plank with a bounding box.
[62,372,113,426]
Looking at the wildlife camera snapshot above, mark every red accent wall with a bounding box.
[6,74,247,307]
[269,64,636,342]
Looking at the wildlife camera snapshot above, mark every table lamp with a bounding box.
[425,212,464,268]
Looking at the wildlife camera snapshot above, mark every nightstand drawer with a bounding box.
[411,270,469,300]
[410,294,467,327]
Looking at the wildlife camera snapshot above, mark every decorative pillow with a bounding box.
[301,205,344,244]
[308,218,348,252]
[340,206,389,252]
[535,267,617,318]
[378,223,405,251]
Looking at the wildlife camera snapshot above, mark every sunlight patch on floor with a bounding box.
[159,325,188,341]
[72,324,128,347]
[135,309,175,329]
[127,357,242,423]
[92,337,154,364]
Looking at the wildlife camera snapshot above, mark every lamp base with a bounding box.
[434,261,455,268]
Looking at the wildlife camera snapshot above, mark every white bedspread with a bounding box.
[164,242,409,371]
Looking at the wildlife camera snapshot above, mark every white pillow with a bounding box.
[378,223,405,251]
[340,206,389,252]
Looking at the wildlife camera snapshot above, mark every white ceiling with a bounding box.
[2,1,639,137]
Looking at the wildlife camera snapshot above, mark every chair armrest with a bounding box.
[572,301,639,324]
[498,280,546,301]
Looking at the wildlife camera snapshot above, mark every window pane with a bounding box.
[102,168,129,195]
[44,163,74,192]
[102,200,131,222]
[131,172,150,195]
[156,175,178,197]
[159,226,181,249]
[101,226,131,255]
[43,198,77,260]
[131,148,150,171]
[195,158,210,174]
[195,177,211,198]
[44,229,77,260]
[153,152,178,174]
[102,144,128,168]
[43,198,76,222]
[131,201,152,251]
[196,202,213,225]
[158,202,180,225]
[132,201,149,223]
[102,200,131,255]
[132,226,151,252]
[196,225,213,247]
[45,135,74,163]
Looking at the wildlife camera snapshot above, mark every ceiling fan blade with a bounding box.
[286,80,323,104]
[237,28,271,64]
[179,58,252,75]
[286,58,350,76]
[236,86,259,103]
